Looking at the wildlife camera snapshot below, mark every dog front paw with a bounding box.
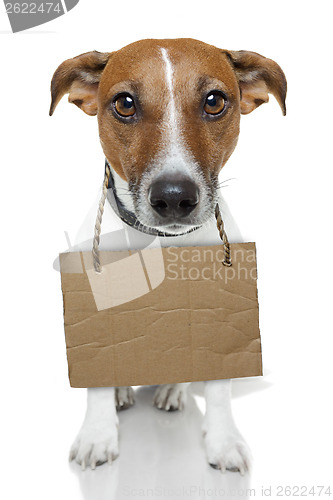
[204,427,252,475]
[115,386,135,410]
[153,384,188,411]
[70,419,119,470]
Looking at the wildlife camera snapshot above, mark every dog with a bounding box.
[50,38,286,474]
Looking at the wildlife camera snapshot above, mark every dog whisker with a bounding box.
[217,178,236,189]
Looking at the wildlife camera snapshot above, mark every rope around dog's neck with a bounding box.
[92,164,232,272]
[92,164,111,272]
[215,204,232,267]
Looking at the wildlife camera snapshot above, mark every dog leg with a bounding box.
[70,388,119,470]
[153,383,188,411]
[115,386,135,410]
[203,380,252,475]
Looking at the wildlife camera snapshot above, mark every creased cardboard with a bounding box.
[60,243,262,387]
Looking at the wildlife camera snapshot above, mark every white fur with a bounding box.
[160,48,176,133]
[70,388,119,470]
[111,167,135,213]
[153,383,189,411]
[203,380,251,474]
[115,386,135,410]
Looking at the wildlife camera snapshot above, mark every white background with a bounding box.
[1,1,332,498]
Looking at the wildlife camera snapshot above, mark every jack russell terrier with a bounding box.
[50,38,286,474]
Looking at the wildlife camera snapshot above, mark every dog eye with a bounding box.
[204,92,226,115]
[113,94,136,117]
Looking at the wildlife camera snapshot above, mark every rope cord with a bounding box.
[92,164,111,273]
[215,203,232,267]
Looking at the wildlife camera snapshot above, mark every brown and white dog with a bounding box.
[50,38,286,474]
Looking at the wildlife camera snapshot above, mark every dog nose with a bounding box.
[148,176,199,218]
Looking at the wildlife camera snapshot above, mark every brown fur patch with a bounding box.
[97,39,242,182]
[50,39,287,182]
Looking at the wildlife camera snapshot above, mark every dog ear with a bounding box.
[225,50,287,115]
[49,51,111,116]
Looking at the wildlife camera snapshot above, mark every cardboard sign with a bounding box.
[59,243,262,387]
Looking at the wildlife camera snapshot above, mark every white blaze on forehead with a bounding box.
[133,48,213,230]
[159,47,192,172]
[160,47,177,137]
[161,48,174,95]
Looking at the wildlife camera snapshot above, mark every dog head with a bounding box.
[50,38,286,233]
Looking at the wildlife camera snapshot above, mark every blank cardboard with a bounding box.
[59,243,262,387]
